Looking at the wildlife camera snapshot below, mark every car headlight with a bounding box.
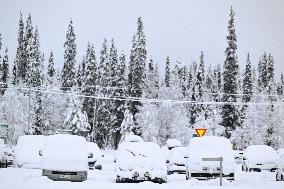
[88,153,93,158]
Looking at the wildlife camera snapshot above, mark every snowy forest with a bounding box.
[0,8,283,150]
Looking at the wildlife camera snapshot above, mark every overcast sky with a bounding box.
[0,0,283,76]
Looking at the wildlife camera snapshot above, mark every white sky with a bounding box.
[0,0,283,76]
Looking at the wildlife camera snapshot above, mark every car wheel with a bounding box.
[276,172,282,181]
[116,176,120,183]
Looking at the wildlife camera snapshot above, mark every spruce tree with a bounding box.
[81,43,97,134]
[14,13,25,85]
[221,7,240,139]
[47,51,55,86]
[23,14,34,84]
[128,17,147,135]
[0,48,9,95]
[242,53,253,104]
[165,56,171,87]
[61,19,76,91]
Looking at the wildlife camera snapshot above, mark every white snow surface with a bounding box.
[166,139,182,148]
[1,150,284,189]
[167,147,187,165]
[41,134,88,172]
[243,145,279,165]
[116,141,166,171]
[14,135,46,168]
[187,136,236,174]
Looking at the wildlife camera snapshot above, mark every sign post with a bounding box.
[202,157,223,186]
[195,128,207,137]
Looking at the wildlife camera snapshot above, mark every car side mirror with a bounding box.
[243,157,246,160]
[166,160,169,163]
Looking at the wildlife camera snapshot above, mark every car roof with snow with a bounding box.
[166,139,182,148]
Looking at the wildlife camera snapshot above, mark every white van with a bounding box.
[14,135,46,169]
[186,136,236,181]
[41,134,88,182]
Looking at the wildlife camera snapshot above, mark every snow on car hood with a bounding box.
[168,147,187,165]
[87,142,102,161]
[41,134,88,172]
[187,136,236,174]
[244,145,279,164]
[14,135,46,167]
[117,142,166,171]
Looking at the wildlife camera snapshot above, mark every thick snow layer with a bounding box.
[243,145,279,165]
[187,136,236,174]
[166,139,182,148]
[14,135,46,168]
[277,148,284,157]
[167,147,187,165]
[1,152,284,189]
[41,134,88,172]
[123,134,144,142]
[116,141,167,179]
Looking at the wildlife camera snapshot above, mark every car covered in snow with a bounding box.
[3,146,15,167]
[87,142,103,170]
[276,150,284,181]
[14,135,46,169]
[166,146,188,175]
[41,134,89,182]
[234,150,244,164]
[0,143,8,168]
[115,137,167,183]
[242,145,279,172]
[185,136,236,181]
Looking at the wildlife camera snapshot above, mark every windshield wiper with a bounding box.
[125,149,136,156]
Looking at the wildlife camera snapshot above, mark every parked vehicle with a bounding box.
[4,146,14,166]
[276,151,284,181]
[14,135,46,169]
[166,146,188,175]
[115,137,167,184]
[87,142,103,170]
[186,136,236,181]
[234,150,244,164]
[242,145,279,172]
[41,134,89,182]
[0,143,8,168]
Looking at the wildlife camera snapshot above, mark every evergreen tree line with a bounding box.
[0,8,283,150]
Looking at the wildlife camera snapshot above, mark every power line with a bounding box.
[2,85,284,106]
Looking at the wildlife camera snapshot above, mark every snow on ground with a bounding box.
[0,150,283,189]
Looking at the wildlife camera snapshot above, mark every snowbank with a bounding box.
[14,135,46,168]
[41,134,88,172]
[244,145,279,165]
[187,136,236,174]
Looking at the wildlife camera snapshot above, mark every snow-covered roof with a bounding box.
[244,145,279,164]
[166,139,182,148]
[124,135,143,142]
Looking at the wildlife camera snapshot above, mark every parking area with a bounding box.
[0,151,283,189]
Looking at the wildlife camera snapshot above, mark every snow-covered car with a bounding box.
[14,135,46,169]
[0,143,8,168]
[167,146,188,175]
[166,139,182,150]
[115,140,167,183]
[276,150,284,181]
[41,134,89,182]
[185,136,236,181]
[234,150,244,164]
[87,142,103,170]
[4,146,15,166]
[242,145,279,172]
[278,148,284,157]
